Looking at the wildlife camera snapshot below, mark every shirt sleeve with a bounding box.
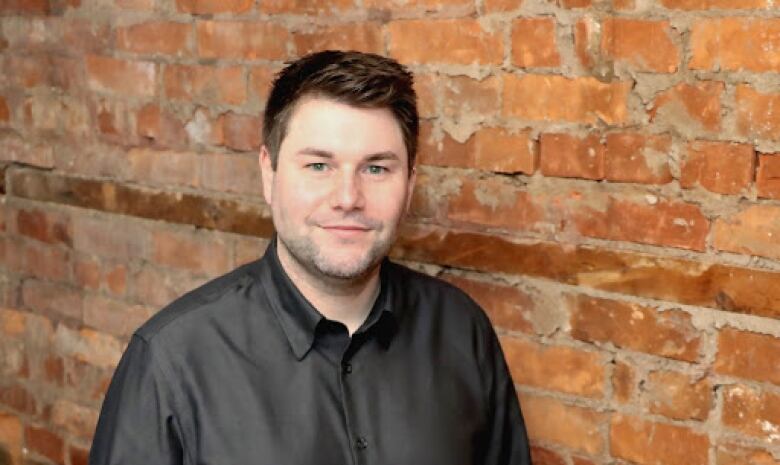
[89,334,186,465]
[478,318,532,465]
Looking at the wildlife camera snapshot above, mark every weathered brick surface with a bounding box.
[3,1,780,462]
[644,370,712,421]
[570,295,701,361]
[722,384,780,443]
[715,327,780,385]
[680,141,754,195]
[610,415,709,465]
[713,205,780,260]
[520,394,605,455]
[502,336,605,397]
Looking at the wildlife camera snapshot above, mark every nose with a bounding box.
[330,170,365,211]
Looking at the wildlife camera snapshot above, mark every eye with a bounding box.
[365,165,389,175]
[306,162,328,172]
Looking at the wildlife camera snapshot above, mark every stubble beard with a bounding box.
[277,224,396,282]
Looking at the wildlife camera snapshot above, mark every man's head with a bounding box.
[262,50,419,173]
[259,51,419,284]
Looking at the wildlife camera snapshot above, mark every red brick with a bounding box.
[601,18,679,72]
[610,415,708,465]
[217,112,262,151]
[605,133,673,184]
[680,141,755,195]
[152,229,231,276]
[72,215,148,261]
[644,370,712,421]
[250,66,277,108]
[662,0,764,7]
[530,446,566,465]
[441,274,534,334]
[520,394,605,455]
[0,132,54,168]
[83,294,151,338]
[446,177,543,232]
[164,64,246,106]
[105,265,127,295]
[650,81,723,133]
[136,104,189,150]
[722,384,780,442]
[293,23,382,56]
[234,236,270,267]
[0,309,27,338]
[713,205,780,260]
[200,152,262,196]
[503,74,630,125]
[483,0,522,10]
[126,148,200,188]
[717,443,780,465]
[116,21,192,56]
[0,96,9,123]
[43,355,64,386]
[50,400,98,440]
[511,18,560,68]
[25,426,64,464]
[133,263,208,308]
[758,154,780,199]
[73,257,101,290]
[0,0,50,14]
[735,85,780,140]
[176,0,253,13]
[261,0,353,14]
[364,0,473,13]
[573,196,709,251]
[472,127,537,174]
[16,208,72,246]
[85,55,156,98]
[442,75,500,120]
[413,73,436,119]
[3,55,49,88]
[0,384,37,416]
[18,241,70,282]
[22,280,82,321]
[54,326,123,369]
[692,19,780,72]
[0,413,23,465]
[612,361,634,404]
[570,295,700,362]
[502,336,605,397]
[388,19,503,65]
[715,327,780,385]
[417,124,471,169]
[69,446,89,465]
[196,21,289,60]
[540,133,604,180]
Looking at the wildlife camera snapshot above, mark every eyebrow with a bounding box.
[296,148,401,162]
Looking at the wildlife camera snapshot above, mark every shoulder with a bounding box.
[134,259,261,342]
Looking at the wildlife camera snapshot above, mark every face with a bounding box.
[260,97,416,283]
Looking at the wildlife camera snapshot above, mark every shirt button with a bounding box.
[343,362,352,374]
[356,436,368,450]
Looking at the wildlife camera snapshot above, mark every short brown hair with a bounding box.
[262,50,419,172]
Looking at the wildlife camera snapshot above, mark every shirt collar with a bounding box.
[254,237,398,361]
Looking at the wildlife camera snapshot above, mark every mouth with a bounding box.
[319,224,373,239]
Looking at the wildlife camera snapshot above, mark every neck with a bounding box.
[275,239,381,336]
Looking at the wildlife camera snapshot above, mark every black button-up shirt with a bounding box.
[89,239,531,465]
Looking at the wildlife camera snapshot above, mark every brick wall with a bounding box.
[1,0,780,464]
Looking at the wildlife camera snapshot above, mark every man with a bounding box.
[90,50,531,465]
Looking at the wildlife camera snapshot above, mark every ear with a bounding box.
[404,165,417,214]
[259,145,275,205]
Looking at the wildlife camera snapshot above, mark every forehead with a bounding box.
[280,97,407,162]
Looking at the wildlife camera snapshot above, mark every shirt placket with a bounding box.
[338,334,370,465]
